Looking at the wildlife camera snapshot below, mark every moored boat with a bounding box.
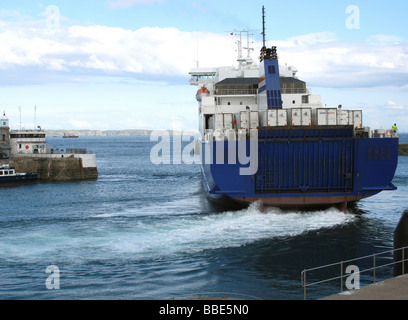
[0,164,38,187]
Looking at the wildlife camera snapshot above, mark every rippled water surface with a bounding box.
[0,136,406,300]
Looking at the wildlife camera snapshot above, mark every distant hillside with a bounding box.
[45,129,153,137]
[45,129,199,137]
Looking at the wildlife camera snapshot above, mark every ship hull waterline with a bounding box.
[201,169,375,213]
[199,133,398,213]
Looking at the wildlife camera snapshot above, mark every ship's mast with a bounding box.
[230,30,254,68]
[260,6,277,62]
[262,5,266,49]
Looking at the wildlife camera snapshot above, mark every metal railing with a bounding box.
[215,89,257,96]
[301,246,408,300]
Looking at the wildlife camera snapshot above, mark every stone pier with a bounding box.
[1,155,98,181]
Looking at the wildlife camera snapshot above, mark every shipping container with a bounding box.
[268,110,278,126]
[302,108,312,126]
[250,111,259,129]
[291,108,311,126]
[327,109,337,125]
[215,113,224,129]
[277,110,288,126]
[240,111,249,129]
[315,108,337,125]
[337,110,350,125]
[316,109,328,125]
[350,110,362,128]
[223,113,233,130]
[291,108,302,126]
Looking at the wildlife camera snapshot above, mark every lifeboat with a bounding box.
[196,86,210,101]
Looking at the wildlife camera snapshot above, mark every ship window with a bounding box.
[19,144,22,149]
[292,100,296,104]
[0,171,3,175]
[2,134,5,141]
[268,65,276,74]
[302,95,309,104]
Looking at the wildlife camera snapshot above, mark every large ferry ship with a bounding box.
[189,7,398,211]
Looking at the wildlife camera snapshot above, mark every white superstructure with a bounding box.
[189,31,348,141]
[190,36,367,142]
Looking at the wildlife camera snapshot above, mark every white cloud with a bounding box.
[1,19,407,90]
[368,34,404,44]
[276,33,408,89]
[387,101,405,109]
[0,22,238,84]
[1,22,407,131]
[106,0,164,9]
[69,120,93,129]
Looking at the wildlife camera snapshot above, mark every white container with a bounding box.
[215,114,224,129]
[277,109,288,126]
[240,111,249,129]
[316,109,328,125]
[291,108,302,126]
[316,108,337,125]
[223,113,233,130]
[302,108,312,126]
[337,110,350,125]
[327,109,337,125]
[250,111,259,129]
[350,110,362,128]
[268,109,278,127]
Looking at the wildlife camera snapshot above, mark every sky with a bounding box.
[0,0,407,132]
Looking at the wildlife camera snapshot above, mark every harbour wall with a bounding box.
[399,144,408,155]
[0,155,98,181]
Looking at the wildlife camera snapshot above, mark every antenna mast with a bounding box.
[262,5,266,49]
[260,6,276,61]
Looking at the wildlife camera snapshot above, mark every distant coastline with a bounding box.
[45,129,198,137]
[45,130,408,156]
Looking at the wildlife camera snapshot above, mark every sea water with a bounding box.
[0,135,407,300]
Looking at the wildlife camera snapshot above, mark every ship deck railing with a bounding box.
[215,89,257,96]
[281,88,309,94]
[301,245,408,300]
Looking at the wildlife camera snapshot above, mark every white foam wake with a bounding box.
[1,202,355,262]
[107,203,355,258]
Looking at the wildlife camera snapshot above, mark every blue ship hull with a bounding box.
[200,126,398,210]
